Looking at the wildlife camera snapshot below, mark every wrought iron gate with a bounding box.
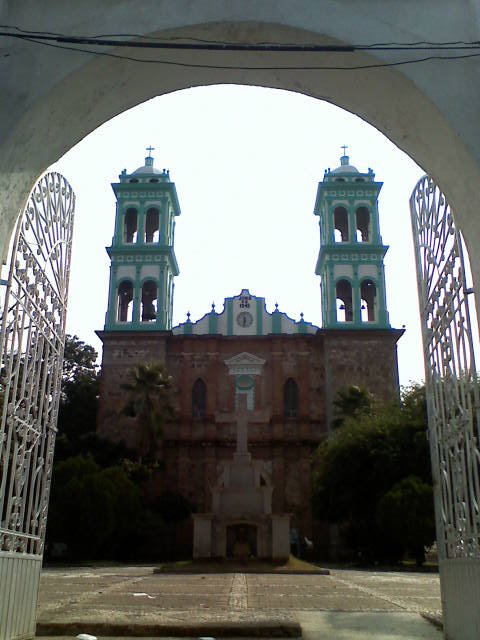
[0,173,75,640]
[410,175,480,640]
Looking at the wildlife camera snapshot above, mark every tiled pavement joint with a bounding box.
[228,573,248,609]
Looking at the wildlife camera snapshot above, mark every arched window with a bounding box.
[336,280,353,322]
[145,207,160,243]
[141,280,157,322]
[192,378,207,418]
[117,281,133,322]
[356,206,370,242]
[333,206,349,242]
[361,279,376,322]
[284,378,299,418]
[124,208,138,243]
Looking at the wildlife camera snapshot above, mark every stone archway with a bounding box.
[1,7,480,306]
[2,7,480,640]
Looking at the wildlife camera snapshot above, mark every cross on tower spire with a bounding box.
[341,144,348,157]
[146,145,155,157]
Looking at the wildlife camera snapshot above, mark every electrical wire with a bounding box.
[2,29,480,51]
[0,24,478,49]
[1,26,479,70]
[16,35,480,71]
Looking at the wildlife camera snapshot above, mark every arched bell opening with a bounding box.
[141,280,157,322]
[124,208,138,243]
[335,279,353,322]
[333,206,349,243]
[356,206,371,242]
[117,280,133,322]
[360,279,377,322]
[145,207,160,243]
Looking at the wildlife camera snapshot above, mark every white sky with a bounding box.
[49,84,426,385]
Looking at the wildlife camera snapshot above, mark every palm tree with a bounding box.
[332,385,373,429]
[121,363,174,462]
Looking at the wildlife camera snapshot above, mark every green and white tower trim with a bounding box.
[314,150,390,329]
[104,149,180,331]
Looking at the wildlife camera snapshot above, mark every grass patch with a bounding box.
[154,554,325,574]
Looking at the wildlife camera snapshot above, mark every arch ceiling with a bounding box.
[1,4,479,289]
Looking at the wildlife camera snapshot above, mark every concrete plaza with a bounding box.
[35,565,442,639]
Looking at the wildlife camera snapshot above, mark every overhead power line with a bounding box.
[1,26,479,71]
[0,24,479,49]
[1,29,480,51]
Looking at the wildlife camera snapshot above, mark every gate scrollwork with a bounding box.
[0,172,75,558]
[410,175,480,560]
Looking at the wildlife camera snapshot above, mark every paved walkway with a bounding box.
[36,565,442,639]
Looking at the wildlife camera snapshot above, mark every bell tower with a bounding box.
[314,149,390,329]
[104,149,180,331]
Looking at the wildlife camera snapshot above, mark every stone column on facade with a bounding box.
[133,264,141,323]
[137,205,146,245]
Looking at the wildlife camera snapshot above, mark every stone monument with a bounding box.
[192,354,290,560]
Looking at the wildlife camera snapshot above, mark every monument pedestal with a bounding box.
[193,407,290,560]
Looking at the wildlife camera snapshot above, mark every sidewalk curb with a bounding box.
[36,620,302,638]
[420,612,443,631]
[152,568,330,575]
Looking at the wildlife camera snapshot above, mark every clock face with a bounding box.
[237,311,253,328]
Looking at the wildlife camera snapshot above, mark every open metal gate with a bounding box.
[410,175,480,640]
[0,173,75,640]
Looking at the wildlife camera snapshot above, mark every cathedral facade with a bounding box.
[96,150,403,555]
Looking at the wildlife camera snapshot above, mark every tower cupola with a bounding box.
[314,148,390,329]
[104,148,181,331]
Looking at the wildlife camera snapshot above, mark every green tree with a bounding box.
[121,363,174,462]
[57,334,99,444]
[312,384,433,563]
[376,475,435,566]
[55,334,135,466]
[62,334,98,385]
[47,455,142,559]
[332,385,374,429]
[154,491,194,560]
[47,456,115,558]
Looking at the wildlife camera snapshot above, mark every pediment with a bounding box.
[224,352,266,375]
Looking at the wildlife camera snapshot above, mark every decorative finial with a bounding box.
[186,311,191,322]
[145,146,155,167]
[275,302,279,310]
[340,144,350,166]
[211,301,215,312]
[300,312,304,319]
